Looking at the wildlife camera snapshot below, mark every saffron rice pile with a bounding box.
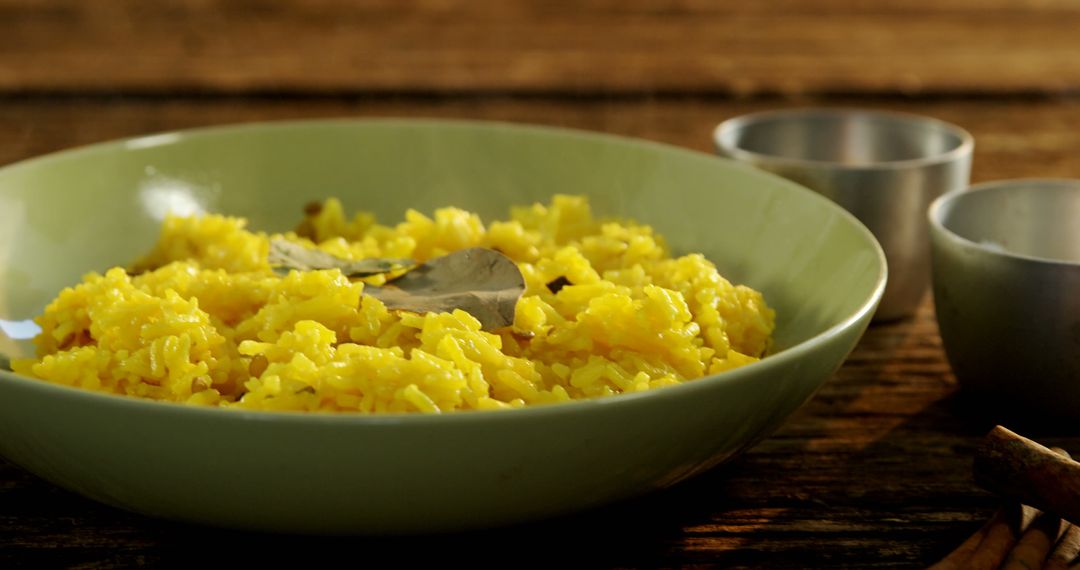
[12,195,774,413]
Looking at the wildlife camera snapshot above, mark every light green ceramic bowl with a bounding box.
[0,120,885,534]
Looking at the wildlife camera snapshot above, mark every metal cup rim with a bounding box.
[713,107,975,172]
[928,178,1080,269]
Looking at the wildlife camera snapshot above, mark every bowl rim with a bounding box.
[0,117,888,426]
[712,107,975,172]
[928,177,1080,268]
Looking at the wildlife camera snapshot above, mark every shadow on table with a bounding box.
[699,316,1080,568]
[1,456,731,568]
[4,402,1005,569]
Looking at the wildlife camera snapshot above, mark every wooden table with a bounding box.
[4,2,1080,567]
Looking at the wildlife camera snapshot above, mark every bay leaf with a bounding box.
[268,239,415,277]
[366,248,525,331]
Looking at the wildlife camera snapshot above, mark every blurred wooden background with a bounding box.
[4,0,1080,95]
[2,1,1080,568]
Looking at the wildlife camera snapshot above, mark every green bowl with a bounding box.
[0,120,885,534]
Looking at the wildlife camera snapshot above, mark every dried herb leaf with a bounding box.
[366,248,525,331]
[269,239,415,278]
[266,241,524,331]
[546,276,572,294]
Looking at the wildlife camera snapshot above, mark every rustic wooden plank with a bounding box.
[1,97,1078,567]
[3,1,1080,95]
[1,95,1078,181]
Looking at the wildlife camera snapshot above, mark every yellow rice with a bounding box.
[12,195,775,413]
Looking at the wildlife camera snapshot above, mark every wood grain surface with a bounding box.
[4,1,1080,95]
[3,95,1080,179]
[4,1,1080,567]
[1,96,1078,567]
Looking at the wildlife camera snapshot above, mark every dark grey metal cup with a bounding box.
[929,179,1080,420]
[714,109,973,321]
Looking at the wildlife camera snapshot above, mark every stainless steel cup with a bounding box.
[929,179,1080,420]
[714,109,974,320]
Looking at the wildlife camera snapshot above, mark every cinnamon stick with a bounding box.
[1044,522,1080,570]
[926,509,997,570]
[1043,448,1080,570]
[1000,508,1063,570]
[973,426,1080,525]
[928,505,1032,570]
